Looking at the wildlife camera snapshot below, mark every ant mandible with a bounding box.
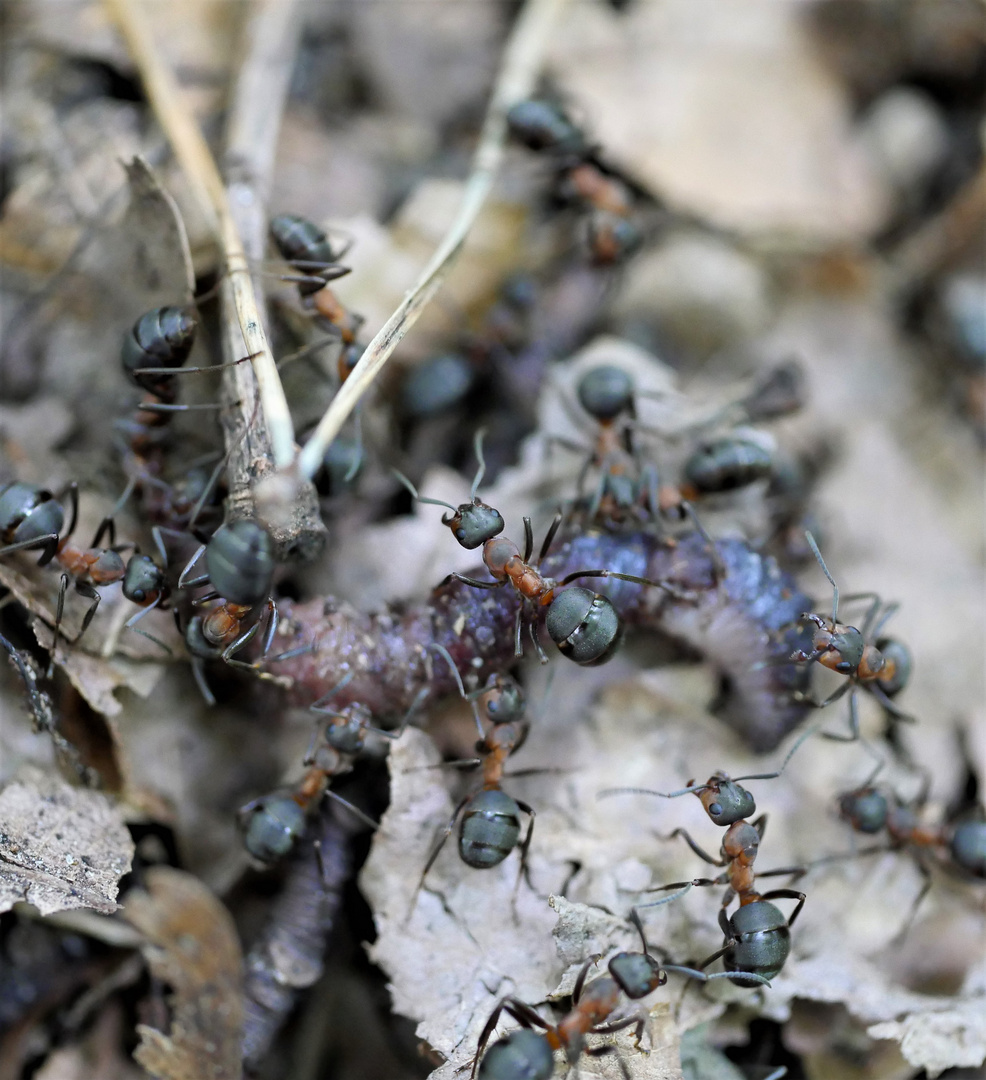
[791,532,913,741]
[397,432,689,666]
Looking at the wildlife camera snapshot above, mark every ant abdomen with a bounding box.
[205,520,275,607]
[270,213,343,295]
[684,438,773,495]
[506,98,587,157]
[875,638,911,697]
[950,820,986,879]
[0,482,65,565]
[724,900,791,984]
[477,1029,553,1080]
[545,586,623,666]
[839,788,889,834]
[459,788,522,869]
[121,306,198,394]
[240,795,307,864]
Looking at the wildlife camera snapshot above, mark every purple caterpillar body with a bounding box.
[264,530,813,751]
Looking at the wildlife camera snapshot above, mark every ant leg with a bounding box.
[128,350,260,379]
[96,477,137,543]
[0,532,61,565]
[376,684,430,740]
[123,600,173,655]
[572,955,602,1004]
[429,643,483,736]
[528,618,549,664]
[523,516,534,564]
[513,606,524,659]
[91,515,116,549]
[664,827,725,866]
[583,1045,633,1080]
[322,788,380,831]
[756,866,807,882]
[469,428,490,499]
[46,573,72,676]
[536,513,563,566]
[556,568,697,603]
[680,501,725,581]
[191,658,217,706]
[759,889,807,927]
[752,814,768,840]
[513,800,536,898]
[867,599,899,640]
[178,544,207,589]
[822,686,861,742]
[54,482,79,545]
[409,795,471,913]
[67,581,101,643]
[868,683,915,723]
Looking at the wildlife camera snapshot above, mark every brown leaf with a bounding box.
[125,867,244,1080]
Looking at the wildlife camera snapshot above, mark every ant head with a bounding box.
[699,776,757,826]
[804,614,864,674]
[122,553,163,604]
[546,588,624,666]
[875,637,911,696]
[442,499,505,550]
[483,673,525,724]
[322,704,371,755]
[576,365,635,423]
[838,787,888,834]
[608,951,666,999]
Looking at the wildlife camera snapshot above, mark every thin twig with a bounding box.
[296,0,569,480]
[105,0,297,473]
[220,0,326,560]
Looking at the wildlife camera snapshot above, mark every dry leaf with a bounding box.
[125,866,244,1080]
[0,767,133,915]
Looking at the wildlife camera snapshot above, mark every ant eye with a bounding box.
[709,802,723,817]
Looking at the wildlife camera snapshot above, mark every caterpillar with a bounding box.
[264,529,813,752]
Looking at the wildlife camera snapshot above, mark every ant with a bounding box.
[816,762,986,930]
[111,305,241,533]
[409,644,537,905]
[507,98,643,266]
[790,532,912,741]
[599,733,812,985]
[472,910,769,1080]
[177,520,279,705]
[239,672,427,864]
[396,433,690,666]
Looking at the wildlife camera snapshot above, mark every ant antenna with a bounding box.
[805,531,838,623]
[470,428,489,500]
[429,642,484,738]
[597,782,709,801]
[391,470,458,514]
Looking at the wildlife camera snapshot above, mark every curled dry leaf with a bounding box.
[125,866,244,1080]
[0,766,133,916]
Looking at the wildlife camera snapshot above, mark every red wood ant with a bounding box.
[791,532,913,741]
[177,520,279,704]
[408,644,538,907]
[239,671,428,863]
[0,480,136,673]
[472,909,769,1080]
[506,98,643,266]
[815,763,986,931]
[600,734,811,985]
[397,433,690,665]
